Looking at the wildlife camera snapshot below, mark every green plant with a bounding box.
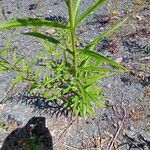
[0,122,8,132]
[0,0,127,116]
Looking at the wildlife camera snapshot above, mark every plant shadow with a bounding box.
[8,92,72,118]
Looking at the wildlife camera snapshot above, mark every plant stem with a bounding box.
[71,28,77,76]
[68,0,77,77]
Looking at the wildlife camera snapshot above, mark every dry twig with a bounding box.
[107,108,127,150]
[0,84,15,102]
[53,118,77,147]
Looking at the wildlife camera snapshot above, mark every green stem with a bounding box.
[71,29,77,76]
[68,0,77,77]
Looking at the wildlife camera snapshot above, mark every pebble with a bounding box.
[116,57,123,63]
[0,104,6,111]
[28,4,38,11]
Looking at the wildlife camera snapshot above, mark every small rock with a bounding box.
[28,4,38,11]
[128,126,135,132]
[6,11,12,14]
[136,15,144,21]
[121,77,132,86]
[116,57,123,63]
[101,113,108,121]
[140,75,150,87]
[0,104,6,111]
[54,2,58,5]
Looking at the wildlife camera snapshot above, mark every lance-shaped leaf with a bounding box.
[82,74,108,84]
[22,32,60,45]
[79,67,125,72]
[78,57,89,68]
[85,18,127,49]
[78,49,127,70]
[76,0,106,25]
[78,80,104,112]
[13,56,25,68]
[1,34,11,56]
[77,80,87,116]
[86,90,104,106]
[74,0,81,21]
[0,18,69,31]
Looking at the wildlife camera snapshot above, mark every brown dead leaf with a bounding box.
[129,109,144,121]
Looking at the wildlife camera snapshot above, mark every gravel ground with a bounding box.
[0,0,150,149]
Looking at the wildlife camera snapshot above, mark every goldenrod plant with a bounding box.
[0,0,127,116]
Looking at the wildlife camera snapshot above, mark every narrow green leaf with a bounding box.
[79,67,124,72]
[11,73,23,84]
[21,58,27,71]
[78,57,89,68]
[72,96,79,116]
[76,0,106,25]
[0,18,69,31]
[85,18,128,49]
[83,74,107,84]
[41,41,53,53]
[63,87,71,95]
[77,80,86,116]
[0,62,10,71]
[13,49,18,63]
[13,56,25,68]
[85,89,105,106]
[86,105,95,115]
[0,58,9,65]
[22,32,68,50]
[86,85,102,100]
[77,80,104,114]
[78,49,127,70]
[66,48,73,55]
[2,34,11,55]
[27,57,36,71]
[74,0,81,21]
[22,32,60,45]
